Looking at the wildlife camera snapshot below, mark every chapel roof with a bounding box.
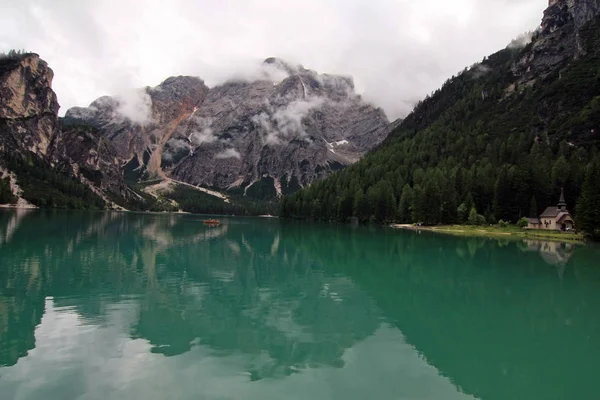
[540,206,560,218]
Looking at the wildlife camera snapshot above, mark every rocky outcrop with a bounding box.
[565,0,600,32]
[0,53,133,206]
[0,53,59,156]
[51,122,135,201]
[66,76,210,168]
[67,59,389,197]
[513,0,600,83]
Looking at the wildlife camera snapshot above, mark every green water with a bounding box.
[0,210,599,400]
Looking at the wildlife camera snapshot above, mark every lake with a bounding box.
[1,210,599,400]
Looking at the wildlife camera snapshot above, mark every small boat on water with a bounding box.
[203,219,221,226]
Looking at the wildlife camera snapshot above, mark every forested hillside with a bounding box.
[2,151,106,209]
[282,10,600,239]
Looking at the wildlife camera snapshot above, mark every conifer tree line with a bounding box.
[0,176,16,204]
[0,49,30,59]
[1,152,106,210]
[577,159,600,240]
[165,186,278,216]
[282,44,600,239]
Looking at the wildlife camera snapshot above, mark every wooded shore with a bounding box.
[390,224,585,243]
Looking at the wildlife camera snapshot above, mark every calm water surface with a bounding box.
[1,210,599,400]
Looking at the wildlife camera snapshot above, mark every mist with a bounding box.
[215,148,242,160]
[0,0,547,120]
[115,89,153,125]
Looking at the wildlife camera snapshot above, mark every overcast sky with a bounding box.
[0,0,547,119]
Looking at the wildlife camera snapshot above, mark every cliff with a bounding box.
[513,0,600,83]
[0,53,59,157]
[0,52,133,208]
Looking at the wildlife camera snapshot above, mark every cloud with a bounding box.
[316,74,356,98]
[471,64,492,79]
[507,31,536,49]
[251,112,280,145]
[251,97,326,145]
[221,60,294,84]
[0,0,548,119]
[163,138,191,161]
[273,97,324,138]
[115,89,153,125]
[188,117,217,146]
[190,128,216,146]
[215,148,242,159]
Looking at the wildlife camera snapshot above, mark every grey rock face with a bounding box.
[567,0,600,31]
[66,76,210,166]
[51,122,135,201]
[513,0,600,83]
[0,53,133,205]
[68,58,390,196]
[0,54,60,157]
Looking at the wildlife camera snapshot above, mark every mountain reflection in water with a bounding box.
[0,210,599,400]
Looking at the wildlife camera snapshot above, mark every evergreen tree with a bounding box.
[576,160,600,239]
[397,184,413,223]
[457,202,469,224]
[282,37,600,232]
[0,176,16,204]
[529,196,538,218]
[354,188,370,221]
[468,206,487,226]
[493,168,512,222]
[468,207,478,225]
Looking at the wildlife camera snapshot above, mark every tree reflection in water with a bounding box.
[1,210,599,400]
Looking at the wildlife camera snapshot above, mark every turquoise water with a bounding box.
[0,210,599,400]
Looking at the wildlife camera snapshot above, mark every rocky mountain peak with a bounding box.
[66,59,389,198]
[0,53,59,119]
[513,0,600,84]
[0,53,59,156]
[542,0,573,34]
[261,57,355,97]
[263,57,302,76]
[544,0,600,32]
[151,76,209,105]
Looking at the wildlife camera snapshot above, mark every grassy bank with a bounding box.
[391,224,585,243]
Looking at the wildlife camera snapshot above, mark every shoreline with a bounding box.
[0,204,37,210]
[0,206,279,219]
[390,224,586,244]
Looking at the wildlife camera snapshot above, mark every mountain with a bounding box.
[0,51,134,209]
[65,58,390,199]
[283,0,600,238]
[0,53,388,212]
